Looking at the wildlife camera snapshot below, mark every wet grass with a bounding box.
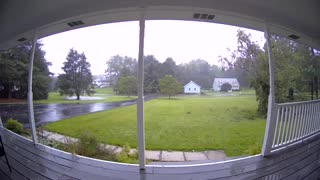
[35,88,136,104]
[45,95,266,157]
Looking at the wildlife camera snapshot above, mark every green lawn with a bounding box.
[35,88,136,104]
[45,96,266,156]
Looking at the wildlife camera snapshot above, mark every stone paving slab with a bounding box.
[129,149,138,155]
[63,136,78,143]
[145,150,161,161]
[205,150,226,161]
[161,151,185,162]
[184,152,208,161]
[113,147,123,154]
[103,144,117,151]
[39,131,53,137]
[47,133,66,143]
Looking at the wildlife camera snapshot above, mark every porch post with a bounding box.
[137,9,146,169]
[28,29,38,145]
[262,23,277,156]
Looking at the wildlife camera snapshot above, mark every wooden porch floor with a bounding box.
[0,127,320,180]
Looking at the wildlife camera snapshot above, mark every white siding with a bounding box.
[184,81,201,94]
[212,78,240,91]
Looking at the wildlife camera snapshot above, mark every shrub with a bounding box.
[61,131,116,161]
[38,136,63,149]
[5,119,24,135]
[117,144,139,164]
[77,131,99,157]
[220,83,232,92]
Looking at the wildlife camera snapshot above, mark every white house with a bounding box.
[212,78,240,91]
[93,75,110,88]
[184,81,201,94]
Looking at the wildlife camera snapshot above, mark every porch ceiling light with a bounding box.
[17,37,27,42]
[288,34,300,40]
[193,13,215,20]
[67,20,85,27]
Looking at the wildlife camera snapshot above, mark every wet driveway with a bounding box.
[0,95,157,127]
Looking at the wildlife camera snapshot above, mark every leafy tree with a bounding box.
[221,83,232,92]
[105,55,137,87]
[144,55,161,93]
[0,42,51,100]
[117,76,137,97]
[220,29,320,115]
[160,57,176,77]
[159,75,182,99]
[219,30,267,114]
[58,49,94,100]
[176,59,216,89]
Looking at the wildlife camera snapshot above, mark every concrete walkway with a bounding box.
[40,130,227,162]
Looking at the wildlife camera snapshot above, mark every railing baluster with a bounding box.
[303,104,309,137]
[286,106,292,143]
[307,103,313,135]
[286,106,294,143]
[290,105,298,142]
[272,107,281,147]
[294,104,302,140]
[309,103,314,134]
[281,107,289,145]
[278,107,283,146]
[314,103,318,133]
[299,104,306,138]
[313,103,318,132]
[311,103,316,133]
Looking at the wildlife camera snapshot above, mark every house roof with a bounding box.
[213,78,239,86]
[184,81,201,88]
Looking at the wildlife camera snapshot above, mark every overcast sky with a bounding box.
[40,20,265,76]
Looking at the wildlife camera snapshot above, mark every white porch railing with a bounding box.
[270,100,320,151]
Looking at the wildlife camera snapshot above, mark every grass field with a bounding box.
[45,95,266,156]
[35,88,136,104]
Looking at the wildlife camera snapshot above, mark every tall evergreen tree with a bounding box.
[0,42,51,100]
[58,49,94,100]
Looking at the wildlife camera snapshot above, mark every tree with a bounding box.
[117,76,137,97]
[144,55,161,93]
[219,29,319,115]
[58,49,94,100]
[159,75,182,99]
[160,57,176,77]
[176,59,216,89]
[219,30,267,114]
[221,83,232,92]
[105,55,137,87]
[0,42,51,100]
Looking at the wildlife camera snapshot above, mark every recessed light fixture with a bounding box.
[17,37,27,42]
[67,20,85,27]
[207,14,215,20]
[193,13,215,20]
[200,14,208,19]
[193,13,201,19]
[288,34,300,40]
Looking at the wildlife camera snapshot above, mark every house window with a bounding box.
[189,88,190,91]
[194,88,196,91]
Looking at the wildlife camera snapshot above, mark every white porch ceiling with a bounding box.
[0,0,319,50]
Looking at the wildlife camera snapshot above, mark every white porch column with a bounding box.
[28,29,38,145]
[262,23,277,156]
[137,9,146,169]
